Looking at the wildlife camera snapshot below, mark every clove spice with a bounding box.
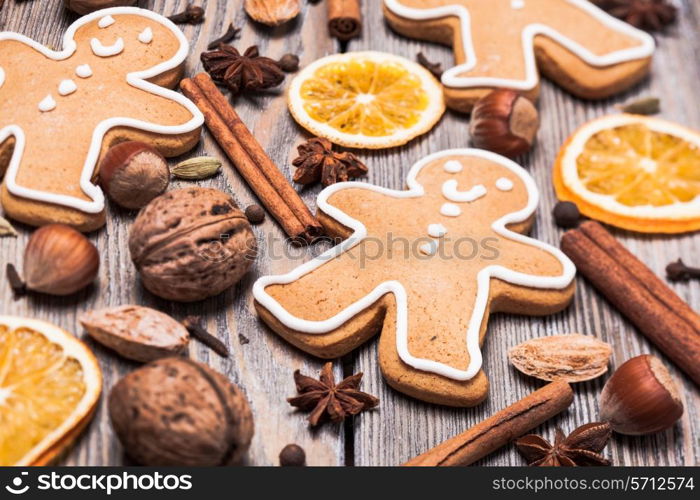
[168,5,205,24]
[182,316,229,357]
[666,259,700,281]
[615,97,660,115]
[417,52,443,79]
[207,23,241,50]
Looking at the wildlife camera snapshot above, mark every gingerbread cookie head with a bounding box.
[254,149,576,406]
[0,7,203,231]
[383,0,655,112]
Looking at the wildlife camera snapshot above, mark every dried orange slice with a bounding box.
[288,51,445,149]
[554,114,700,233]
[0,316,102,465]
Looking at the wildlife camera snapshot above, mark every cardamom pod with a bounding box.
[0,216,18,237]
[171,156,222,180]
[616,97,660,115]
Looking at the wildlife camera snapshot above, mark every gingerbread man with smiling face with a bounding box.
[254,150,576,406]
[383,0,655,112]
[0,7,202,231]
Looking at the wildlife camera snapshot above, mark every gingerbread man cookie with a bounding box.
[0,7,203,231]
[254,149,576,406]
[383,0,655,112]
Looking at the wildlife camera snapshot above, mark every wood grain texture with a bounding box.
[0,0,698,467]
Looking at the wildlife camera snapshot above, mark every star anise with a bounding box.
[292,137,368,187]
[594,0,677,31]
[287,362,379,426]
[515,422,612,466]
[200,45,284,94]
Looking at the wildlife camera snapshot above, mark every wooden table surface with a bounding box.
[1,0,698,467]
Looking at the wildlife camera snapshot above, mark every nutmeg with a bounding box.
[600,355,683,435]
[99,141,170,210]
[63,0,137,15]
[23,224,99,296]
[469,90,539,158]
[108,357,254,466]
[128,188,257,302]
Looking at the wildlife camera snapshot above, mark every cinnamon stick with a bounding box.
[404,382,573,466]
[180,73,322,243]
[561,221,700,386]
[328,0,362,41]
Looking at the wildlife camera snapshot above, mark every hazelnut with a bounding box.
[469,90,539,158]
[99,141,170,210]
[600,355,683,435]
[23,224,99,296]
[63,0,137,15]
[108,357,254,466]
[128,188,257,302]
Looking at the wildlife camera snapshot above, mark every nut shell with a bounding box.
[99,141,170,210]
[129,188,257,302]
[63,0,137,15]
[24,224,99,295]
[108,357,254,466]
[600,355,683,435]
[80,305,189,362]
[469,89,539,158]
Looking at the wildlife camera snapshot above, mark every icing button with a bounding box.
[58,79,77,96]
[419,240,438,256]
[75,64,93,78]
[427,223,447,238]
[440,203,461,217]
[38,95,56,112]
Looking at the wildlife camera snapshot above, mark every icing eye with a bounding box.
[443,160,463,173]
[138,27,153,44]
[98,16,116,29]
[496,177,514,191]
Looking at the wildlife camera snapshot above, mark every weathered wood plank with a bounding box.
[350,0,699,466]
[0,0,344,466]
[1,0,698,468]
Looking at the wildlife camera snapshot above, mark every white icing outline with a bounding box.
[0,7,203,214]
[75,64,93,78]
[496,177,514,191]
[90,37,124,57]
[253,149,576,380]
[38,95,56,112]
[58,79,77,96]
[0,66,4,88]
[98,15,116,28]
[442,179,486,202]
[138,27,153,44]
[384,0,655,91]
[440,202,461,217]
[560,114,700,219]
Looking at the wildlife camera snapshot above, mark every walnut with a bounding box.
[129,188,257,302]
[108,357,254,466]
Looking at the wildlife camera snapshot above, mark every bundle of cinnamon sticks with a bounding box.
[561,221,700,386]
[181,73,322,244]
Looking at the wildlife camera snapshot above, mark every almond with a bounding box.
[508,334,612,382]
[244,0,300,26]
[79,305,189,362]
